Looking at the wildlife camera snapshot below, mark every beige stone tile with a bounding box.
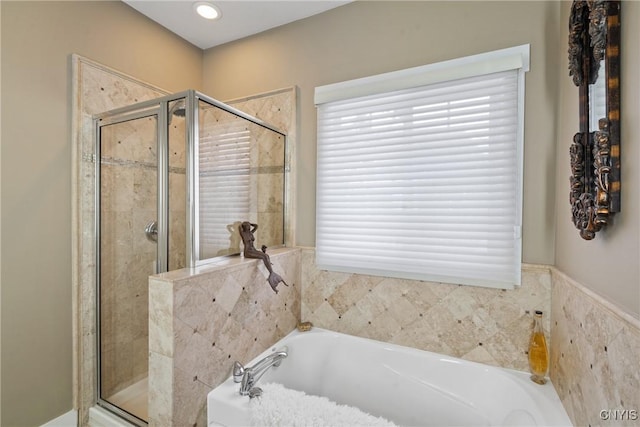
[364,308,403,342]
[484,291,525,329]
[338,303,372,335]
[484,329,528,371]
[390,319,453,355]
[309,300,340,330]
[461,345,500,367]
[149,279,173,357]
[151,248,300,425]
[607,325,640,409]
[299,250,556,373]
[440,286,482,320]
[214,272,244,313]
[384,294,422,328]
[550,269,640,427]
[173,366,211,427]
[353,291,387,321]
[148,352,173,427]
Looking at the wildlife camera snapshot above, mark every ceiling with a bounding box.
[123,1,351,50]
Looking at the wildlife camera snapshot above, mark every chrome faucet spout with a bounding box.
[236,347,287,396]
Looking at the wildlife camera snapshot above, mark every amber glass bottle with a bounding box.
[528,310,549,384]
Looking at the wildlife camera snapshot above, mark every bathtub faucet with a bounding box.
[233,347,288,396]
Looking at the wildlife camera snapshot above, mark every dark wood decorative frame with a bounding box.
[568,0,621,240]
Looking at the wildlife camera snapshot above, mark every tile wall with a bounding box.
[148,248,301,426]
[300,248,551,371]
[226,88,298,249]
[99,116,158,398]
[300,248,640,427]
[97,105,186,399]
[197,103,286,258]
[551,269,640,427]
[147,245,639,427]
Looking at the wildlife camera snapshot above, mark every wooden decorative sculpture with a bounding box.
[568,0,621,240]
[239,221,288,293]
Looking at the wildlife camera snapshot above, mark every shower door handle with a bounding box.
[145,220,158,242]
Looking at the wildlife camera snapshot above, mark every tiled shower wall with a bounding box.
[226,88,297,249]
[300,248,551,371]
[73,55,297,424]
[73,55,169,425]
[198,104,285,257]
[98,109,187,399]
[99,117,158,398]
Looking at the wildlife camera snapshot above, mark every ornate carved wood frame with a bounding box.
[568,0,621,240]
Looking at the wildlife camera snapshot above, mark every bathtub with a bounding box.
[207,328,571,426]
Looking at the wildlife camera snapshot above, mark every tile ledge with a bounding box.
[522,262,553,273]
[150,247,300,282]
[551,266,640,330]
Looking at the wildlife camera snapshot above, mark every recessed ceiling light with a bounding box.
[194,2,221,20]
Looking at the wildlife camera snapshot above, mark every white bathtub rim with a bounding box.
[208,327,571,427]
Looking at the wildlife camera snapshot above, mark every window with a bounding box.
[314,45,529,289]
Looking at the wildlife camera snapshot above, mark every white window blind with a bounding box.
[315,46,528,289]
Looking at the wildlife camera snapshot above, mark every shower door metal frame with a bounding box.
[94,104,165,425]
[95,89,287,266]
[93,89,288,425]
[184,90,289,267]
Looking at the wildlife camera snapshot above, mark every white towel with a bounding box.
[249,382,397,427]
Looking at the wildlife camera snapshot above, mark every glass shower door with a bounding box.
[97,113,158,423]
[92,90,284,425]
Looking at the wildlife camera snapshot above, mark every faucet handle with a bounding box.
[232,361,245,383]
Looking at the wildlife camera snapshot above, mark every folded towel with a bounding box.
[249,382,397,427]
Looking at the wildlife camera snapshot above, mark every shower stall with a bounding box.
[93,90,286,424]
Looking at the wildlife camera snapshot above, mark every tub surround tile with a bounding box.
[300,253,638,427]
[300,248,551,372]
[550,269,640,427]
[461,345,500,366]
[149,248,301,427]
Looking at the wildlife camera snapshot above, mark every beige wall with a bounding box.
[554,1,640,319]
[201,0,639,319]
[0,2,202,425]
[202,1,562,266]
[1,0,638,425]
